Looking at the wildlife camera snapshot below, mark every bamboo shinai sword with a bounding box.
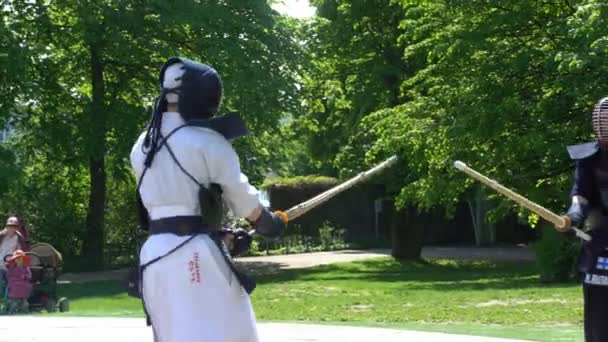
[453,161,591,241]
[250,156,399,235]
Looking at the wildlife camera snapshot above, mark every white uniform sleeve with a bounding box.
[209,140,260,218]
[130,132,147,178]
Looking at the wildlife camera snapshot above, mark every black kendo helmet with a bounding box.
[159,57,223,121]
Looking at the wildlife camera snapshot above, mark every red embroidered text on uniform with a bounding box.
[188,252,201,283]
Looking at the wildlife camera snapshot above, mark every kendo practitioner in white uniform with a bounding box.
[129,57,287,342]
[558,97,608,342]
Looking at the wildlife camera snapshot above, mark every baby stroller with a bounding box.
[26,243,69,313]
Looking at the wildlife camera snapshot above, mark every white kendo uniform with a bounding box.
[130,111,261,342]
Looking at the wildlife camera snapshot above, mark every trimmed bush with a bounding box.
[261,175,339,190]
[532,222,581,282]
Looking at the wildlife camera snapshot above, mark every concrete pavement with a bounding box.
[0,317,532,342]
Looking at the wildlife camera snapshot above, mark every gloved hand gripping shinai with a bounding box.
[254,208,287,237]
[566,196,589,228]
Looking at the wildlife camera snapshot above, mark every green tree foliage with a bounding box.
[303,0,608,218]
[292,0,608,265]
[0,0,302,267]
[386,0,608,213]
[296,0,407,175]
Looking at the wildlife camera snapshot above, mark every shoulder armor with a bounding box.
[187,112,249,140]
[567,141,600,160]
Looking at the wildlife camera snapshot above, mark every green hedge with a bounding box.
[261,175,339,190]
[532,223,580,283]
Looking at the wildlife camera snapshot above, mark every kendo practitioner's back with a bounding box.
[130,57,286,342]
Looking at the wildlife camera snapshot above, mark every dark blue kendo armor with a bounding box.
[567,141,608,224]
[567,142,608,274]
[567,141,608,342]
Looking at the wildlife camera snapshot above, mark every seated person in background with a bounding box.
[6,249,32,313]
[0,216,29,293]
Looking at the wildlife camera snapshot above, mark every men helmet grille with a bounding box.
[592,97,608,144]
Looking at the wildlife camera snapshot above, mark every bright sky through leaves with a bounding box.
[272,0,316,18]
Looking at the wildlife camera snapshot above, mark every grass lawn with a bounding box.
[56,258,584,341]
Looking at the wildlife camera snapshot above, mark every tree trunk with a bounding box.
[81,41,106,269]
[467,185,496,246]
[391,206,425,260]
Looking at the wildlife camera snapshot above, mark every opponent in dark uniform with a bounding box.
[560,97,608,342]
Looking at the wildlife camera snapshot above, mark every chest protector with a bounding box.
[594,154,608,212]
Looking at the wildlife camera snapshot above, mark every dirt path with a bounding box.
[58,246,534,284]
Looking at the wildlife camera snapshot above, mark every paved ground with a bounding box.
[234,248,392,274]
[0,317,532,342]
[59,246,534,283]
